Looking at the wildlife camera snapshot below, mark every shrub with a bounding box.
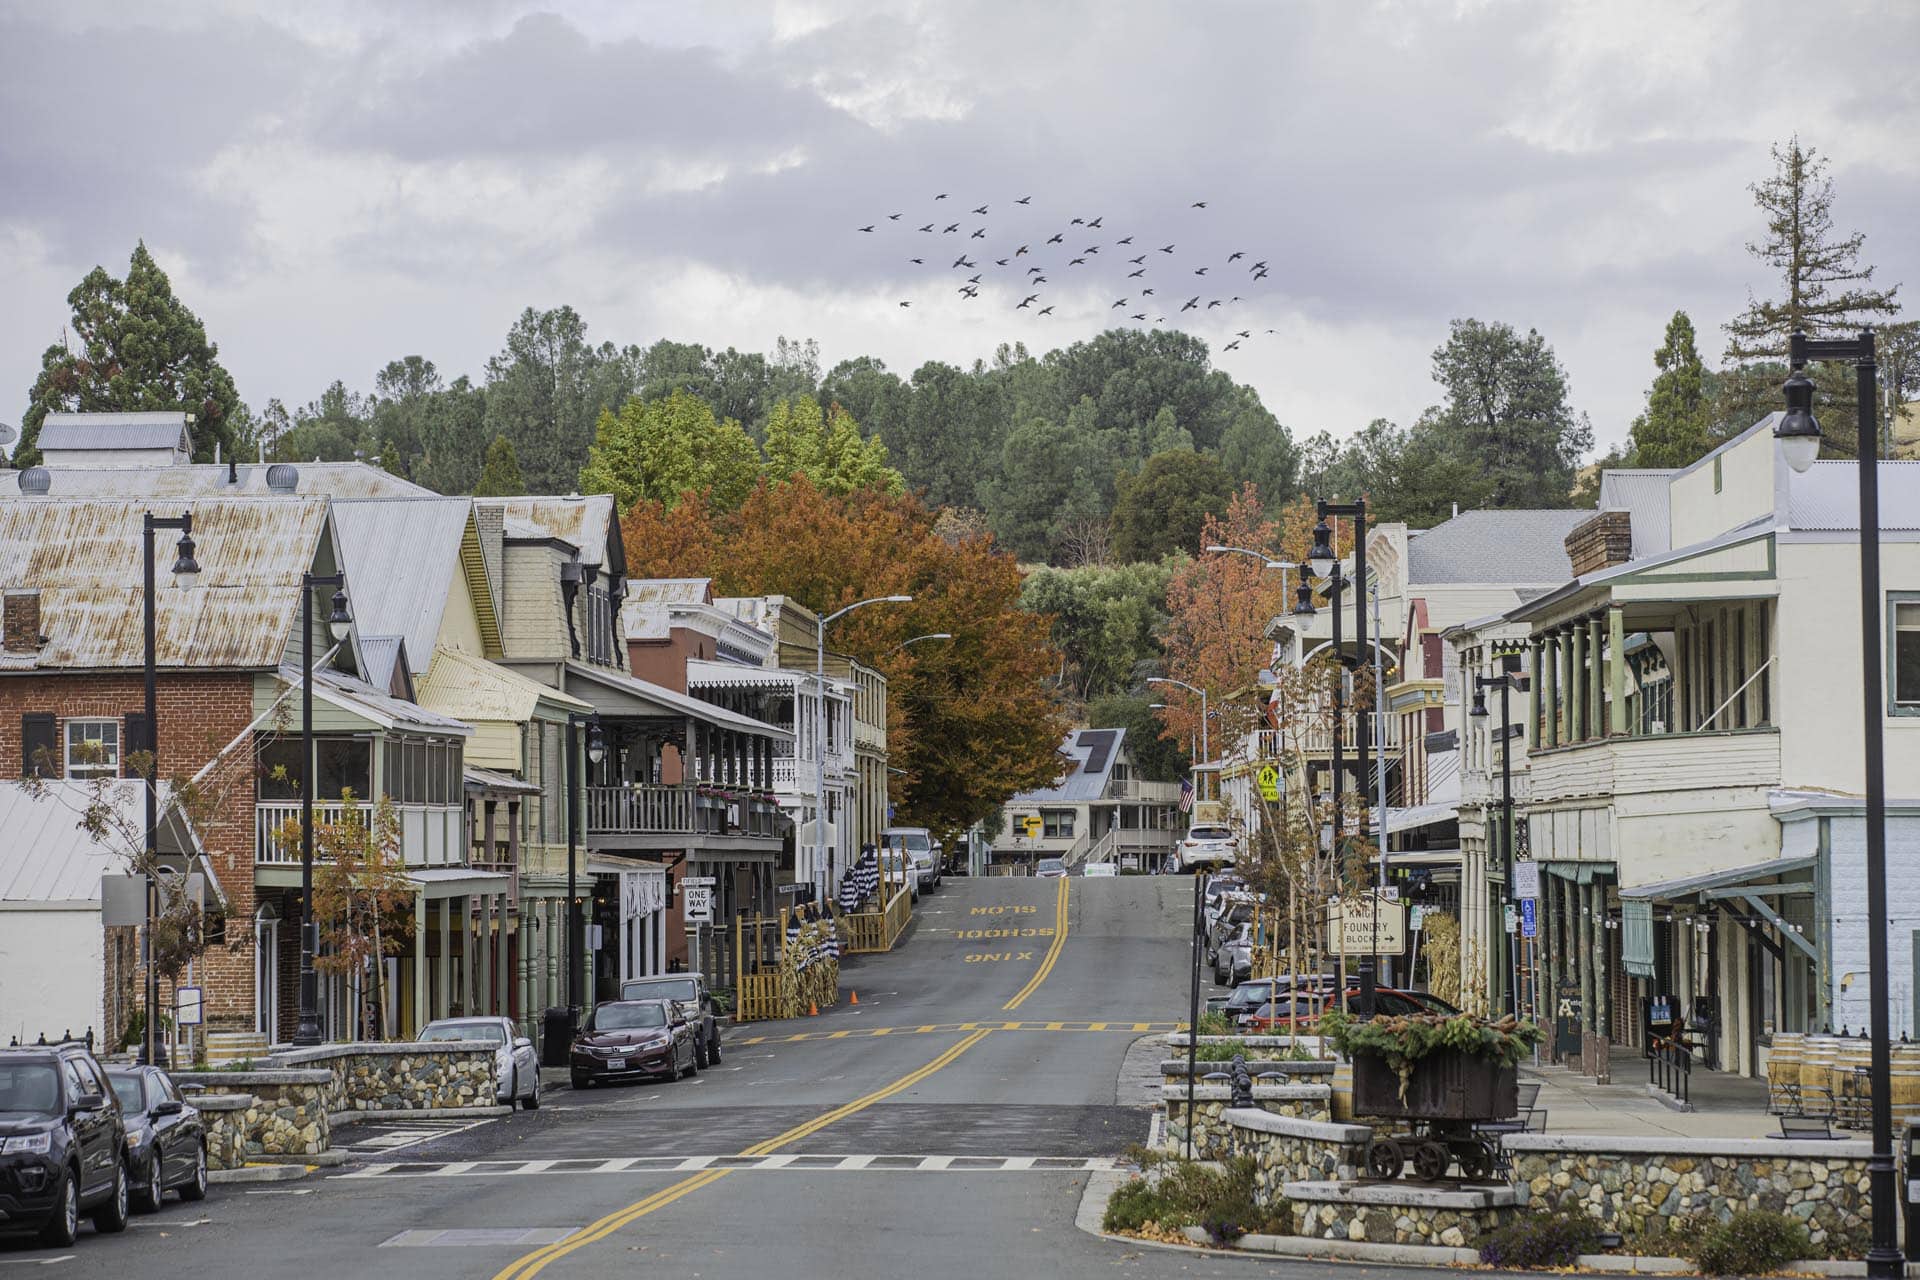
[1478,1210,1600,1268]
[1624,1213,1709,1258]
[1102,1156,1284,1241]
[1685,1210,1811,1276]
[1103,1176,1174,1234]
[1192,1040,1249,1062]
[1195,1012,1234,1036]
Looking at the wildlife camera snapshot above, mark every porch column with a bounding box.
[412,893,427,1040]
[1607,607,1627,736]
[495,893,510,1019]
[1577,879,1596,1071]
[436,897,451,1021]
[1540,871,1558,1062]
[484,800,497,865]
[1570,625,1587,742]
[1529,639,1544,748]
[1543,633,1560,748]
[461,895,475,1017]
[545,898,560,1014]
[1588,616,1605,741]
[478,894,493,1016]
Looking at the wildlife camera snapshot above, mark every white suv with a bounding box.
[883,827,941,893]
[1178,823,1240,872]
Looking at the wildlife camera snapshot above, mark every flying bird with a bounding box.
[1194,267,1208,275]
[970,228,986,239]
[1027,266,1043,274]
[888,213,901,221]
[1015,245,1030,256]
[1191,200,1207,208]
[899,300,911,308]
[1032,275,1048,283]
[1236,330,1251,338]
[1128,268,1145,278]
[1130,313,1146,320]
[952,255,969,268]
[1111,298,1128,308]
[1207,300,1222,309]
[1068,257,1086,265]
[910,257,924,264]
[1159,244,1175,253]
[1224,340,1241,351]
[1038,305,1054,315]
[858,225,874,232]
[1128,254,1147,264]
[919,223,934,232]
[1070,217,1085,226]
[1231,295,1242,302]
[1016,195,1032,204]
[1228,251,1244,262]
[1018,294,1039,308]
[936,193,949,199]
[1252,268,1269,279]
[943,223,960,233]
[1141,288,1155,296]
[973,205,989,215]
[1117,236,1133,245]
[1088,216,1103,228]
[1047,233,1065,244]
[1252,260,1268,270]
[1181,297,1200,312]
[967,273,982,283]
[959,285,978,297]
[995,258,1009,266]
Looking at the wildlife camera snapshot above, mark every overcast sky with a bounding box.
[3,0,1915,451]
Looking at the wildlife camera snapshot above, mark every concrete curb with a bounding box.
[246,1150,348,1167]
[1183,1224,1481,1264]
[331,1105,511,1123]
[209,1163,312,1185]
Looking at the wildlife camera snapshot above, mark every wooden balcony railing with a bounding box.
[584,784,782,839]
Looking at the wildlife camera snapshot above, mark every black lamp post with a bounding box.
[140,512,199,1066]
[1470,656,1523,1017]
[564,712,606,1014]
[1312,499,1376,1014]
[293,573,351,1047]
[1774,329,1900,1279]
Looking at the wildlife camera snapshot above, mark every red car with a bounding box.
[569,999,699,1089]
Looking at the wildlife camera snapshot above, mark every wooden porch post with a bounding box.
[495,892,509,1018]
[411,892,427,1039]
[1570,625,1587,742]
[436,897,451,1021]
[1588,616,1605,740]
[1607,607,1627,736]
[461,895,475,1017]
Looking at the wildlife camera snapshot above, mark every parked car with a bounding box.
[620,973,723,1067]
[0,1041,130,1245]
[880,848,920,902]
[418,1016,541,1110]
[104,1066,207,1211]
[569,1000,698,1088]
[1035,857,1068,879]
[1204,895,1260,964]
[883,827,941,893]
[1082,862,1117,878]
[1241,985,1459,1031]
[1214,923,1257,986]
[1177,823,1240,872]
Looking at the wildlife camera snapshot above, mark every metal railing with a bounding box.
[255,800,347,862]
[1649,1035,1692,1106]
[583,784,781,838]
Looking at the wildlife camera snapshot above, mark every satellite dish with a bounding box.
[0,422,17,447]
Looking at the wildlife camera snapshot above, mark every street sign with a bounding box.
[1021,815,1043,839]
[1255,764,1281,803]
[1512,861,1540,899]
[175,986,203,1027]
[1520,898,1538,939]
[1327,893,1407,955]
[684,884,714,925]
[1408,904,1426,932]
[1503,904,1519,934]
[683,876,717,887]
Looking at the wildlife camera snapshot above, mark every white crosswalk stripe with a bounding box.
[337,1153,1126,1179]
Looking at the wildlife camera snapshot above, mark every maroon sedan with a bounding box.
[569,1000,698,1089]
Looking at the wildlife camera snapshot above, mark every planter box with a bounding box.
[1351,1048,1516,1122]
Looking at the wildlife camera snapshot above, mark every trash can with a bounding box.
[541,1006,576,1068]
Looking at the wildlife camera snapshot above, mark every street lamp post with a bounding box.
[1774,328,1901,1279]
[564,712,606,1016]
[815,596,913,903]
[1471,657,1523,1017]
[1313,500,1375,1014]
[1147,677,1209,821]
[883,632,952,658]
[1204,544,1296,599]
[293,572,352,1048]
[140,512,200,1065]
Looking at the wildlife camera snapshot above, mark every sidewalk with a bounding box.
[1525,1059,1779,1139]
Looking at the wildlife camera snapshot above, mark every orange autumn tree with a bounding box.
[620,476,1068,838]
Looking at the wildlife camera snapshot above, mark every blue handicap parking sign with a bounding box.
[1520,898,1538,938]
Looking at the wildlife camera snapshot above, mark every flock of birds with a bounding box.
[858,194,1276,348]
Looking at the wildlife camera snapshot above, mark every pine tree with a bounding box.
[17,243,242,466]
[472,434,527,497]
[1719,138,1901,450]
[1630,312,1713,468]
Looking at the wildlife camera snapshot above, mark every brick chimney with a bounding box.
[3,590,44,652]
[1565,510,1634,577]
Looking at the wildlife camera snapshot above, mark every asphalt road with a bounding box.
[2,874,1433,1279]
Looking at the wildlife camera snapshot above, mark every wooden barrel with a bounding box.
[1800,1036,1837,1100]
[1768,1032,1804,1091]
[1889,1043,1920,1128]
[1330,1057,1354,1122]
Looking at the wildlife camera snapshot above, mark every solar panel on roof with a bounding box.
[1079,729,1117,776]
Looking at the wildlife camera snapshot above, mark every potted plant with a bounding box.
[1319,1008,1541,1118]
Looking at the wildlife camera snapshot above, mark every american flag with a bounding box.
[1179,778,1195,814]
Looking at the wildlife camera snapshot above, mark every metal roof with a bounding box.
[567,661,792,740]
[417,646,591,722]
[1618,854,1815,901]
[330,498,481,668]
[0,462,433,500]
[0,497,330,670]
[1597,469,1675,558]
[1406,509,1589,585]
[1009,728,1130,805]
[464,766,541,795]
[1787,462,1920,532]
[357,635,408,697]
[283,665,474,736]
[478,496,621,572]
[686,657,816,691]
[37,412,190,453]
[626,578,712,604]
[0,781,197,903]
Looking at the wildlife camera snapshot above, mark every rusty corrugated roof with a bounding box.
[0,497,329,670]
[478,495,620,571]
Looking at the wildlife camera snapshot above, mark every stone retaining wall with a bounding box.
[1159,1059,1334,1088]
[1163,1084,1331,1158]
[1507,1135,1875,1248]
[176,1070,333,1157]
[268,1042,498,1112]
[194,1093,252,1171]
[1283,1180,1517,1246]
[1216,1107,1373,1205]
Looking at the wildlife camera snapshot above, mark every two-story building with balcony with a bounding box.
[1509,420,1920,1081]
[999,728,1182,870]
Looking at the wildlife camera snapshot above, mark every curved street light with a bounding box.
[816,595,914,901]
[884,632,952,657]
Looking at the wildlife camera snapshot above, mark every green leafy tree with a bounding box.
[1020,560,1174,703]
[578,389,761,511]
[272,381,374,463]
[365,356,443,479]
[1425,319,1591,508]
[762,394,903,496]
[1087,694,1189,783]
[412,376,489,495]
[483,306,638,493]
[1110,449,1234,561]
[1719,138,1901,450]
[1629,312,1714,468]
[17,243,242,466]
[980,398,1117,561]
[473,434,527,497]
[897,358,1012,509]
[1217,396,1300,501]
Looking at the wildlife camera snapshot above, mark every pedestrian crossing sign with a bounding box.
[1255,764,1281,803]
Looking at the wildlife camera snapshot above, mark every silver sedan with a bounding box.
[418,1017,541,1110]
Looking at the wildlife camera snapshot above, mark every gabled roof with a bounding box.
[0,462,431,499]
[417,646,591,723]
[477,495,623,576]
[0,780,200,903]
[626,578,712,605]
[331,497,500,666]
[566,661,792,740]
[38,411,190,454]
[1009,728,1128,805]
[1406,509,1589,585]
[0,497,331,670]
[1597,470,1675,559]
[287,664,473,736]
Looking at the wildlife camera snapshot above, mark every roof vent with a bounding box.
[265,463,300,493]
[18,466,51,496]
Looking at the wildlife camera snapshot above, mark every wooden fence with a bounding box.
[843,885,912,954]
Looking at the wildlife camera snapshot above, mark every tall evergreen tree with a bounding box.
[482,306,637,493]
[472,434,527,497]
[1719,138,1901,449]
[1630,312,1714,468]
[578,389,761,511]
[1426,319,1590,507]
[17,243,242,466]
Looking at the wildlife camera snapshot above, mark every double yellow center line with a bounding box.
[493,881,1069,1280]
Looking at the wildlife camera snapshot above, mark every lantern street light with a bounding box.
[293,571,350,1047]
[816,596,913,902]
[139,512,199,1065]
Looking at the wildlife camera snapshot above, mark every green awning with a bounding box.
[1622,899,1655,978]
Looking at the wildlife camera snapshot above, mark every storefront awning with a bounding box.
[408,867,512,899]
[1617,854,1815,901]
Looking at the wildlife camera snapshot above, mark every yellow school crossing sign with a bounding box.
[1256,764,1281,803]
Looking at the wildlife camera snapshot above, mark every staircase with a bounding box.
[203,1031,269,1067]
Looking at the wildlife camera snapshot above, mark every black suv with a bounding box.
[0,1043,130,1245]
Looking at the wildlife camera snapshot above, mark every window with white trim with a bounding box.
[1895,599,1920,712]
[64,719,120,778]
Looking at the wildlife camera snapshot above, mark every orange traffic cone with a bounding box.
[850,991,859,1005]
[809,1001,819,1016]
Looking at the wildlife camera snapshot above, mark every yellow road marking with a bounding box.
[828,1030,851,1039]
[492,1167,732,1280]
[1002,877,1069,1011]
[738,1028,993,1156]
